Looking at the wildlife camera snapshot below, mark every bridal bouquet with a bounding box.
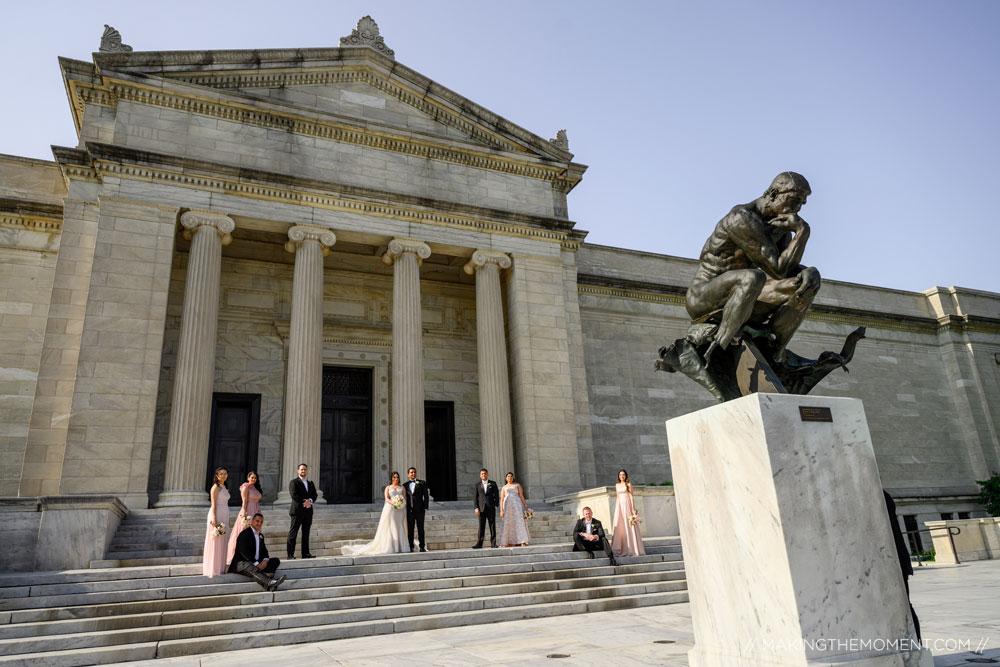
[242,515,252,528]
[392,495,406,510]
[523,509,534,520]
[628,513,641,527]
[212,523,227,537]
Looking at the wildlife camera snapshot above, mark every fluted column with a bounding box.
[464,250,515,479]
[382,238,432,475]
[156,210,234,508]
[276,225,336,504]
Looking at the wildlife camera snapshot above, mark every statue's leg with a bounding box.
[688,270,766,351]
[756,276,820,360]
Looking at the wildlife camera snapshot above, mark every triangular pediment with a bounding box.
[85,47,575,163]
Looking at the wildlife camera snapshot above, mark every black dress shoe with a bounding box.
[287,555,295,560]
[609,557,618,566]
[267,575,287,592]
[419,547,427,553]
[491,542,498,548]
[472,543,482,549]
[302,554,315,559]
[587,551,595,559]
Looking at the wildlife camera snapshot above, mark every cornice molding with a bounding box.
[0,213,62,234]
[67,76,583,191]
[75,149,575,246]
[575,274,1000,336]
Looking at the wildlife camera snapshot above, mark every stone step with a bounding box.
[94,536,681,568]
[6,547,680,598]
[0,583,688,657]
[0,570,687,640]
[6,558,684,626]
[0,559,684,616]
[0,589,687,666]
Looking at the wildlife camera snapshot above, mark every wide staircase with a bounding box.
[0,503,688,666]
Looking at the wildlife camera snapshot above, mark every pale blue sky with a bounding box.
[3,1,998,293]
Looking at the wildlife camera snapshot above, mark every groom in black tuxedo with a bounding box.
[572,506,618,565]
[229,513,286,591]
[473,468,500,548]
[287,463,318,559]
[404,467,430,552]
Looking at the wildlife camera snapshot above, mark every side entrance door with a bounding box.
[321,366,373,503]
[206,393,261,506]
[424,400,457,501]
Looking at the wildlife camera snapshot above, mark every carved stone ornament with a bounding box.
[463,249,512,275]
[340,16,395,59]
[99,24,132,53]
[179,210,235,245]
[549,130,569,151]
[285,225,337,257]
[381,238,431,266]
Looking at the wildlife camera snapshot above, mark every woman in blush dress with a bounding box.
[341,472,410,556]
[611,468,645,557]
[499,472,531,547]
[226,471,262,567]
[202,467,230,577]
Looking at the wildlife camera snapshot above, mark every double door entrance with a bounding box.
[320,366,458,503]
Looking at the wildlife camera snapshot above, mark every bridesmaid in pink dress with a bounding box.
[202,467,230,578]
[611,469,645,557]
[226,471,263,567]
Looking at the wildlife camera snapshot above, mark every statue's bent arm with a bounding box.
[725,210,810,280]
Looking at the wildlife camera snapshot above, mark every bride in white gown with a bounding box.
[341,472,411,556]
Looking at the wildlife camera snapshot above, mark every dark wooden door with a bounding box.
[321,367,372,503]
[206,393,260,506]
[424,401,457,501]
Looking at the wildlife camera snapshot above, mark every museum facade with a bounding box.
[2,21,998,537]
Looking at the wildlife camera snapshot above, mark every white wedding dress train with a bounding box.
[341,488,411,556]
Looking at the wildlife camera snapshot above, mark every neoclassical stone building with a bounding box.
[2,20,999,537]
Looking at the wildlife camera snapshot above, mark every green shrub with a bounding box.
[917,550,936,562]
[977,473,1000,517]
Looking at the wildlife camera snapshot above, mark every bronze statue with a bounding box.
[656,172,864,401]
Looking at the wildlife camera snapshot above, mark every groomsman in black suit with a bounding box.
[572,506,618,565]
[229,513,286,591]
[473,468,500,548]
[404,467,430,552]
[287,463,318,559]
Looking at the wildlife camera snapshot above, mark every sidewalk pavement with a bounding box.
[107,559,1000,666]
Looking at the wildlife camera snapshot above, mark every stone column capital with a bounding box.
[381,238,431,266]
[180,209,235,246]
[285,225,337,257]
[463,249,512,275]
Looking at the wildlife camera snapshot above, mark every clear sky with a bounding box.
[3,1,998,293]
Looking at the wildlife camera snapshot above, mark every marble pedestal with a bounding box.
[666,394,932,667]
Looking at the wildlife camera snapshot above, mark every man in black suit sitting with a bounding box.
[573,506,618,566]
[473,468,500,548]
[404,467,430,552]
[287,463,318,559]
[229,513,286,591]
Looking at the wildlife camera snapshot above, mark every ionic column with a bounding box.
[156,210,234,508]
[464,250,515,479]
[276,225,336,504]
[382,238,431,475]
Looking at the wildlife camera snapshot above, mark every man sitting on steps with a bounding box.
[228,513,286,591]
[572,506,618,566]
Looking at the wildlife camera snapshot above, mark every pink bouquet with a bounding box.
[392,495,406,510]
[213,523,226,537]
[523,509,534,520]
[628,513,641,527]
